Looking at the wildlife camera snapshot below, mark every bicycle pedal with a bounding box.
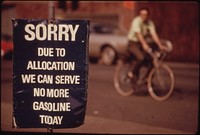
[127,71,134,78]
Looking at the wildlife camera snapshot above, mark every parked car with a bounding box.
[1,34,13,60]
[89,23,128,65]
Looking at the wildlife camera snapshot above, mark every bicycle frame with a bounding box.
[149,50,168,68]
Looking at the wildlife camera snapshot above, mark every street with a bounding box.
[1,60,199,133]
[88,62,199,132]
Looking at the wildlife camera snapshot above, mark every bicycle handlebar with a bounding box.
[146,48,157,59]
[147,40,173,60]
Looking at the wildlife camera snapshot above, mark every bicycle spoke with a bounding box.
[155,69,166,90]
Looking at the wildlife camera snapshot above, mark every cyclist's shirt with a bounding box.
[128,16,156,42]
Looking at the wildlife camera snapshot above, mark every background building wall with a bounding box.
[132,2,199,63]
[1,1,199,63]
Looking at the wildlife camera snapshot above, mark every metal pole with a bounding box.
[47,127,53,133]
[47,2,55,132]
[48,1,55,23]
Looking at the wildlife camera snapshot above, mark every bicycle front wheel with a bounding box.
[147,64,175,101]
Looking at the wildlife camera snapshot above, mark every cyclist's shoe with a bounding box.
[127,71,134,79]
[128,72,138,80]
[128,71,138,79]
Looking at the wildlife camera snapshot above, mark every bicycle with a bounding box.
[113,41,175,101]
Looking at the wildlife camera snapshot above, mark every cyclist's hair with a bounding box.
[138,7,150,15]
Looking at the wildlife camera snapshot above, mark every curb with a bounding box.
[166,62,199,70]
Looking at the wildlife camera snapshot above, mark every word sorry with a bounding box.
[24,24,79,41]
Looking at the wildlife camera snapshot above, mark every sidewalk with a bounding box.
[166,62,199,70]
[55,115,192,134]
[2,115,192,134]
[1,101,192,134]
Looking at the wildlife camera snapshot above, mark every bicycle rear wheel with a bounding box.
[147,64,175,101]
[113,61,135,96]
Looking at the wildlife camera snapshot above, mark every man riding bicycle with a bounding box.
[127,7,169,84]
[114,8,174,100]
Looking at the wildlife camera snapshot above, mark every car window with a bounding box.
[90,24,125,35]
[90,24,115,34]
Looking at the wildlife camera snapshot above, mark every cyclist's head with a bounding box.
[138,8,150,22]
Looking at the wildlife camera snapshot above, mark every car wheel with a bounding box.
[101,46,116,65]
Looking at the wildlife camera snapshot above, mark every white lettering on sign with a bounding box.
[21,74,36,83]
[39,115,63,125]
[55,75,80,84]
[33,102,71,112]
[37,74,53,84]
[26,61,75,71]
[33,88,69,98]
[38,47,54,57]
[24,24,79,41]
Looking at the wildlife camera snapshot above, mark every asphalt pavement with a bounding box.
[1,60,199,134]
[0,101,192,134]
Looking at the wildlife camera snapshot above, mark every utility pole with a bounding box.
[48,1,55,22]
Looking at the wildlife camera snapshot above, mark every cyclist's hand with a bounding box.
[144,46,152,54]
[160,45,169,52]
[143,45,155,58]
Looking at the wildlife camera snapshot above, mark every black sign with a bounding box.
[12,19,89,128]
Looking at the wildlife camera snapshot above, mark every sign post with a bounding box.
[12,18,89,129]
[48,2,54,132]
[48,1,55,22]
